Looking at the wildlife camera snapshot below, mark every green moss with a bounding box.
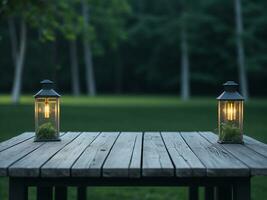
[36,122,57,140]
[219,121,242,143]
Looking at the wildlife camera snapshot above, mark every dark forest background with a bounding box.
[0,0,267,102]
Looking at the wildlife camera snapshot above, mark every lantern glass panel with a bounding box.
[218,100,243,143]
[35,97,60,141]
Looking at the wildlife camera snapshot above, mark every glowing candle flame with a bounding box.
[223,102,236,121]
[44,100,50,118]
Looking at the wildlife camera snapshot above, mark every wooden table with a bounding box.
[1,131,267,200]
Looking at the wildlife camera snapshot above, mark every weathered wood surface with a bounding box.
[181,132,249,176]
[103,132,142,177]
[200,132,267,175]
[128,132,143,178]
[161,132,206,177]
[142,132,174,177]
[0,137,44,176]
[41,132,99,177]
[1,131,267,178]
[0,132,34,152]
[243,135,267,158]
[72,132,120,177]
[9,132,80,177]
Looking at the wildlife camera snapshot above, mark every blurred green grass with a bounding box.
[0,95,267,200]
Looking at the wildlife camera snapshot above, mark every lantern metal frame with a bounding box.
[217,81,244,144]
[34,80,61,142]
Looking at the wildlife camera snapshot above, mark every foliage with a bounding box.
[36,122,57,140]
[219,121,242,143]
[0,0,130,51]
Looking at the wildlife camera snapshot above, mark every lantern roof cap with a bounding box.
[217,81,244,100]
[41,79,53,84]
[34,80,61,98]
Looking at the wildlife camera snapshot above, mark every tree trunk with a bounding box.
[69,40,81,96]
[235,0,249,99]
[82,0,96,96]
[9,18,27,104]
[180,19,190,101]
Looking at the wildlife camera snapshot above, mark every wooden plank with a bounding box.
[0,137,44,176]
[142,132,174,177]
[200,132,267,176]
[161,132,206,177]
[244,135,265,145]
[102,132,142,177]
[71,132,120,177]
[41,132,99,177]
[181,132,249,177]
[129,132,143,178]
[243,135,267,158]
[9,132,80,177]
[0,132,34,152]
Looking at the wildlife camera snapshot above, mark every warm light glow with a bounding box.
[223,102,236,120]
[44,99,50,118]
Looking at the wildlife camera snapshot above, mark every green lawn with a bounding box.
[0,95,267,200]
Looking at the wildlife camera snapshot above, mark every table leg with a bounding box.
[189,186,198,200]
[37,186,53,200]
[205,186,215,200]
[215,185,232,200]
[55,186,67,200]
[233,178,250,200]
[9,178,28,200]
[77,187,87,200]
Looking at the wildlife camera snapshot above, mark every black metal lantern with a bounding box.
[217,81,244,144]
[34,80,61,142]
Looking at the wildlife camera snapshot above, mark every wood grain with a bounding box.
[142,132,174,177]
[161,132,206,176]
[200,131,267,175]
[72,132,120,177]
[0,137,44,176]
[41,132,99,177]
[129,132,143,178]
[0,132,34,152]
[1,131,267,179]
[102,132,142,177]
[9,132,80,177]
[181,132,249,176]
[243,135,267,158]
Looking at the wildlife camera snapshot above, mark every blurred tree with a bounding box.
[1,0,130,98]
[82,0,96,96]
[127,0,195,98]
[30,0,84,96]
[85,0,130,95]
[1,0,31,103]
[8,17,27,104]
[234,0,249,99]
[180,3,190,101]
[69,40,81,96]
[2,0,81,102]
